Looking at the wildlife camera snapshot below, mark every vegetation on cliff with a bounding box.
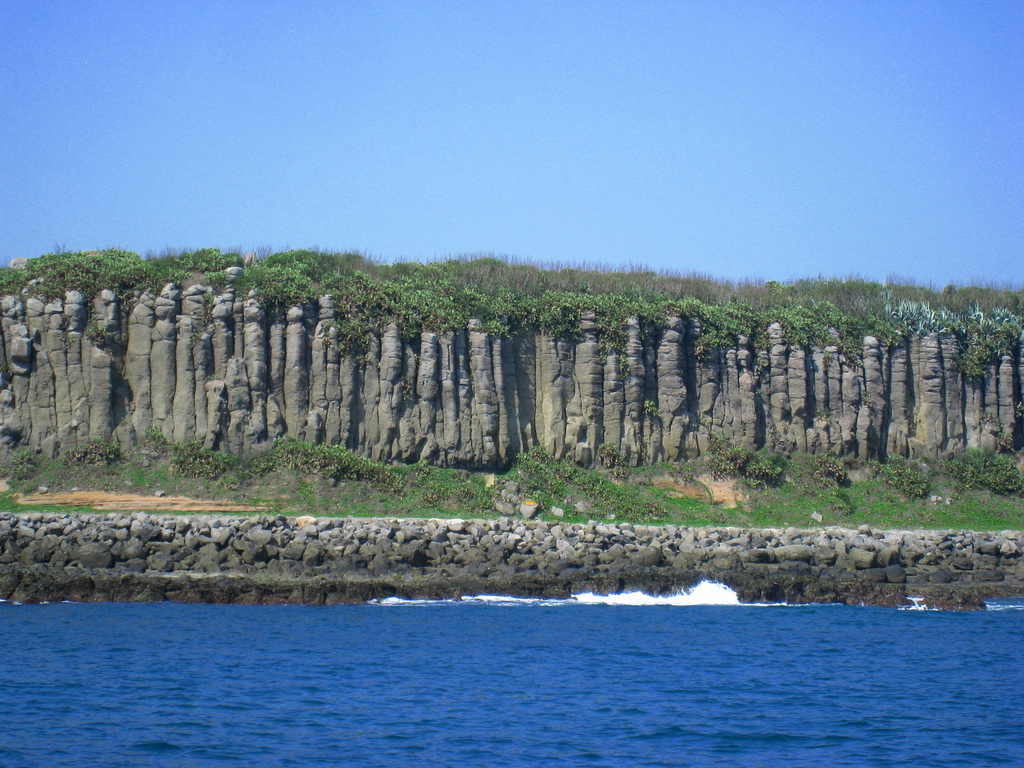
[2,246,1021,374]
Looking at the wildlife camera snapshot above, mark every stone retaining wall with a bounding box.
[2,513,1022,608]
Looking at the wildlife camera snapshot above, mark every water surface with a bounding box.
[2,584,1022,767]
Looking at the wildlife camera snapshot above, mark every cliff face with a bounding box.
[0,285,1021,466]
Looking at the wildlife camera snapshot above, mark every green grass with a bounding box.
[2,435,1023,530]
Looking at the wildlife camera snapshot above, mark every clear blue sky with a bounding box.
[1,1,1021,285]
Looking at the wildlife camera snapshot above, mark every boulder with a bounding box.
[74,542,113,569]
[740,548,773,564]
[884,564,906,583]
[494,501,516,517]
[843,548,877,570]
[519,501,539,519]
[629,546,663,568]
[774,545,813,563]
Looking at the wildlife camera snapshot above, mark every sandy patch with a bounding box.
[651,475,748,509]
[14,490,267,514]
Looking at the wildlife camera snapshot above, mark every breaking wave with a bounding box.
[377,580,751,607]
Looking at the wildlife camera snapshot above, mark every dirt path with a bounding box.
[13,489,268,514]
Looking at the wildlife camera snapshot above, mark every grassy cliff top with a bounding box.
[2,247,1022,371]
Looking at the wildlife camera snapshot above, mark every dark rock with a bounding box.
[240,544,268,564]
[884,564,906,583]
[302,543,324,567]
[74,542,113,569]
[774,545,813,563]
[844,548,877,570]
[280,541,305,560]
[147,553,175,572]
[398,543,429,568]
[878,547,901,567]
[630,547,663,568]
[246,528,273,547]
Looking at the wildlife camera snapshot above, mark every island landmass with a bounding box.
[2,248,1023,609]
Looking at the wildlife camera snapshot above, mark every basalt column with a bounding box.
[1,286,1024,467]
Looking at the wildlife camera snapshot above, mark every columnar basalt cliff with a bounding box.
[0,284,1021,466]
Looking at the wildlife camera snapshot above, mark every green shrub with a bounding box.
[595,443,632,480]
[879,457,929,499]
[64,439,121,467]
[7,449,37,481]
[237,262,316,307]
[237,451,279,478]
[404,463,491,511]
[143,426,170,449]
[945,450,1024,495]
[171,442,234,479]
[704,437,785,487]
[743,452,787,488]
[270,440,402,492]
[707,443,751,480]
[794,453,848,488]
[175,247,241,274]
[24,249,148,300]
[0,267,24,296]
[5,247,1023,371]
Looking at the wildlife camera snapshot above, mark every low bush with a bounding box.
[595,443,632,480]
[706,442,750,481]
[142,426,171,449]
[25,249,148,301]
[64,439,121,467]
[171,442,234,479]
[705,438,786,487]
[144,248,240,289]
[237,262,316,308]
[794,453,848,488]
[945,450,1024,496]
[405,463,492,512]
[7,449,36,481]
[270,440,402,492]
[3,247,1022,370]
[879,457,929,499]
[743,452,787,487]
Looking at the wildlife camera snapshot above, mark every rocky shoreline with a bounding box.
[2,511,1023,610]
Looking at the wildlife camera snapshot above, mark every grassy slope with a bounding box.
[4,441,1023,532]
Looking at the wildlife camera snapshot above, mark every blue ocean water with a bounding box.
[1,584,1023,768]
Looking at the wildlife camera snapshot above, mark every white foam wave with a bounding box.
[573,581,741,606]
[899,596,932,612]
[375,581,748,607]
[985,601,1024,612]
